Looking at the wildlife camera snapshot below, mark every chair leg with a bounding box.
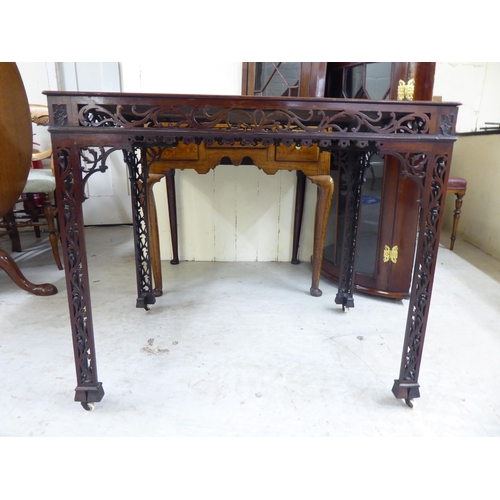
[0,248,57,296]
[41,193,63,270]
[24,193,42,238]
[3,209,22,252]
[450,191,464,251]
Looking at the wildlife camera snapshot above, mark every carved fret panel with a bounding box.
[124,148,156,310]
[77,101,434,138]
[383,151,428,196]
[55,146,102,401]
[334,150,367,310]
[392,152,450,401]
[79,147,115,196]
[52,103,68,126]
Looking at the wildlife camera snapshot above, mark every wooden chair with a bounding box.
[0,63,57,296]
[447,176,467,250]
[1,105,62,270]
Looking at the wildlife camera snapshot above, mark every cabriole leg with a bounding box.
[307,174,334,297]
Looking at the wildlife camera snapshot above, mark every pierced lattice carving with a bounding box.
[123,148,156,310]
[399,154,449,384]
[55,147,98,387]
[77,102,432,138]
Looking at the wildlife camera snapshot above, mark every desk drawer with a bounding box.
[275,144,321,162]
[159,142,199,161]
[157,142,320,163]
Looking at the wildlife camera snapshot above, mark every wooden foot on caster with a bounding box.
[75,383,105,411]
[392,380,420,409]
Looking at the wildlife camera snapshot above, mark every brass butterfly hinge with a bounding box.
[397,79,415,101]
[383,245,398,264]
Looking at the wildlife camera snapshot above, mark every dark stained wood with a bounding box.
[291,170,306,265]
[165,170,179,265]
[447,176,467,250]
[408,62,436,101]
[44,90,459,410]
[318,62,436,299]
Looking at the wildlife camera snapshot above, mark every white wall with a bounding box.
[16,63,53,157]
[443,134,500,260]
[434,62,500,133]
[17,63,132,226]
[434,63,500,258]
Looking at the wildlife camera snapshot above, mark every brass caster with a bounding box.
[81,402,95,411]
[342,305,349,313]
[405,398,415,409]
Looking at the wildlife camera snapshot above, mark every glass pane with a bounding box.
[323,153,384,276]
[365,62,392,100]
[355,154,383,274]
[324,151,346,266]
[344,65,365,98]
[323,169,339,264]
[254,62,301,96]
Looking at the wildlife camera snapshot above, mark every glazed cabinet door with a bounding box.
[321,62,435,299]
[242,62,327,97]
[242,62,435,299]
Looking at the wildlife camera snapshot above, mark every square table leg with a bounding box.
[334,150,366,312]
[391,148,452,407]
[54,145,104,410]
[124,148,156,310]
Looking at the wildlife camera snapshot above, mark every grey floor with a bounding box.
[1,225,500,438]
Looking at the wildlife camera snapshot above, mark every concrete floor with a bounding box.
[1,225,500,437]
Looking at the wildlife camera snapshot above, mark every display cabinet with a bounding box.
[242,62,436,299]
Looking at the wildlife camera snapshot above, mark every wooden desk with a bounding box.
[147,142,331,297]
[45,91,459,410]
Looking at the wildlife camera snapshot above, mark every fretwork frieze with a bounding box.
[78,102,434,136]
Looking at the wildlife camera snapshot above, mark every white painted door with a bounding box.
[54,62,132,225]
